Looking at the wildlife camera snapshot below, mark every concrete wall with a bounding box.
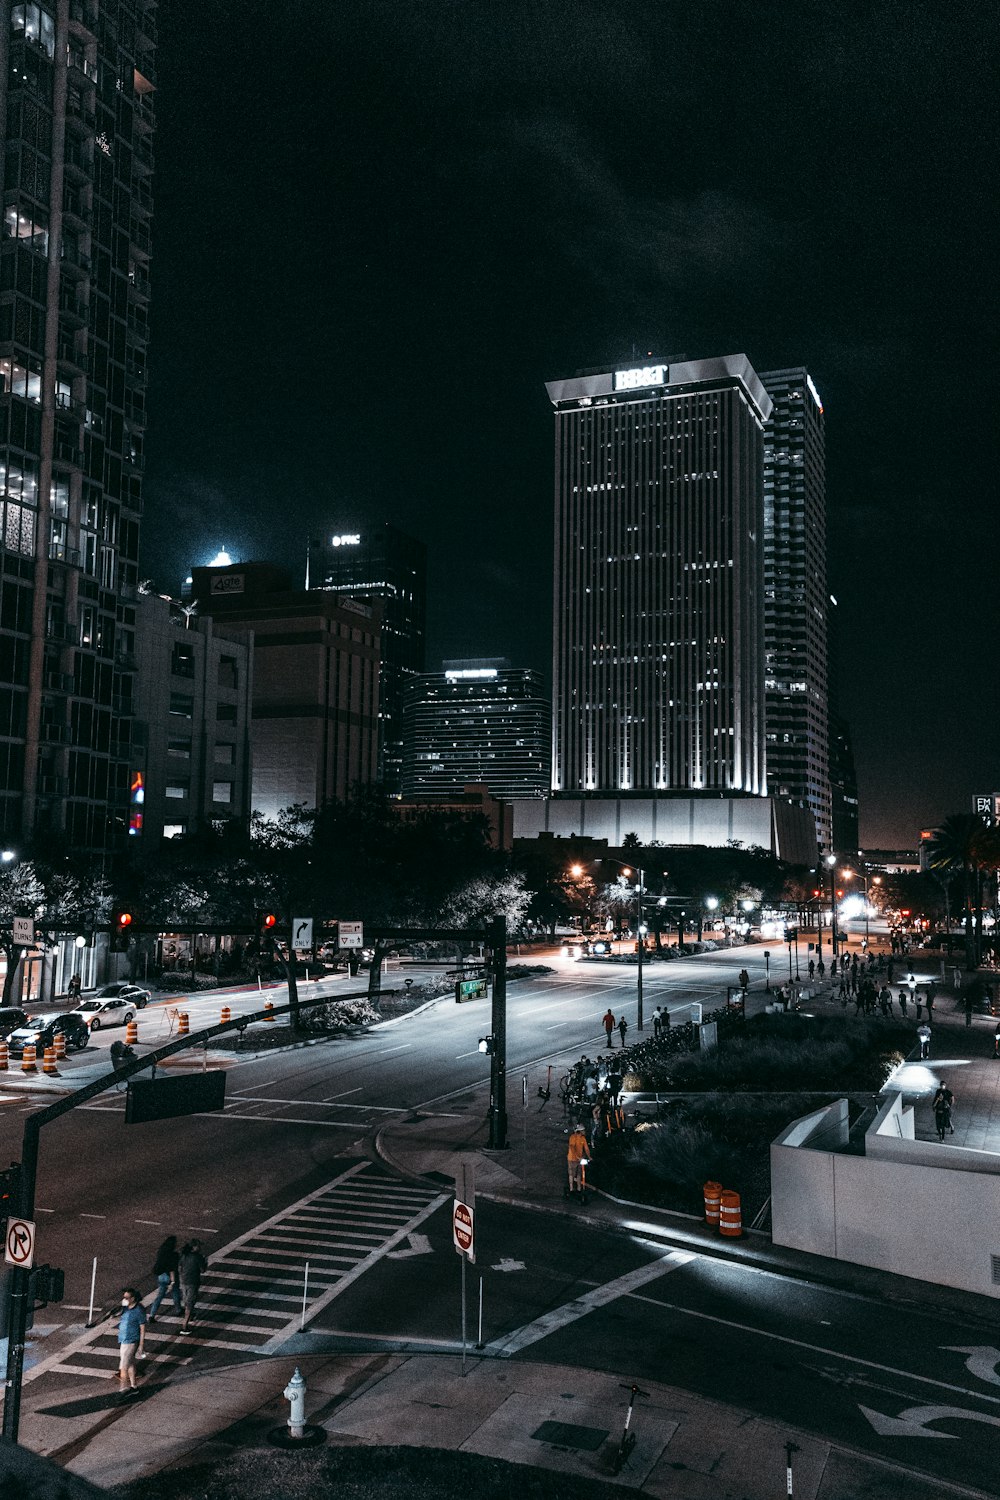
[771,1095,1000,1298]
[512,794,817,864]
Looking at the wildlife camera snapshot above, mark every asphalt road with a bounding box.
[1,939,985,1492]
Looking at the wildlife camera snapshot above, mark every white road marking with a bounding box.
[135,1219,162,1226]
[79,1213,106,1220]
[487,1251,695,1357]
[322,1087,363,1101]
[375,1043,412,1056]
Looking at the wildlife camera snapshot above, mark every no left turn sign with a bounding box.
[4,1218,35,1269]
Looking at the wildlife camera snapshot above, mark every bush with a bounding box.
[301,998,380,1031]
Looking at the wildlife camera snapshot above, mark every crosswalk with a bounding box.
[29,1163,446,1384]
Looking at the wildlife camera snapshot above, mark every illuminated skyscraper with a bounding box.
[547,354,771,798]
[0,0,156,848]
[759,367,831,849]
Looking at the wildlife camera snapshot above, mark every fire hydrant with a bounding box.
[284,1367,307,1440]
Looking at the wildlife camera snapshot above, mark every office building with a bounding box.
[132,591,252,843]
[307,522,426,796]
[829,708,859,856]
[191,561,380,819]
[401,658,548,802]
[759,367,831,850]
[548,354,771,799]
[0,0,156,849]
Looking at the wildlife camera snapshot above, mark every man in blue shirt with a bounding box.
[116,1287,146,1392]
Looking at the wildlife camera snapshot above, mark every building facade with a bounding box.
[401,658,549,802]
[759,368,831,850]
[132,591,252,843]
[547,354,772,800]
[191,561,381,820]
[0,0,155,849]
[307,522,426,796]
[829,708,860,857]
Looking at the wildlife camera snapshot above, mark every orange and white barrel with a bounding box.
[176,1011,190,1038]
[0,1041,8,1071]
[21,1043,37,1074]
[263,1001,275,1023]
[53,1032,67,1060]
[220,1005,232,1025]
[703,1181,723,1227]
[125,1019,138,1046]
[719,1189,742,1238]
[42,1045,59,1076]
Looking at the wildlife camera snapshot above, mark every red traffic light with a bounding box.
[117,912,132,929]
[262,913,277,929]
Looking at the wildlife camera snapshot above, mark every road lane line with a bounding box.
[487,1251,696,1357]
[375,1043,412,1057]
[322,1087,364,1101]
[79,1213,106,1219]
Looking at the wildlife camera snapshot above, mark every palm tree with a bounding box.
[927,814,991,968]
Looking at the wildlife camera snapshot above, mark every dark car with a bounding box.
[92,981,151,1009]
[7,1012,89,1055]
[0,1007,29,1040]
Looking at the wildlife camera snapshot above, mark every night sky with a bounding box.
[140,2,1000,848]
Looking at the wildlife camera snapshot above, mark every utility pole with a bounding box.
[636,866,644,1033]
[487,914,507,1149]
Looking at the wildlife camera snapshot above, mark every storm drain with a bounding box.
[532,1421,609,1451]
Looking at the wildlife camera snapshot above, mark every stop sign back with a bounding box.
[453,1198,474,1260]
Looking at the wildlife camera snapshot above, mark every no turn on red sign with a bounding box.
[4,1218,35,1269]
[453,1199,474,1262]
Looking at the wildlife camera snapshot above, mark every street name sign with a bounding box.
[12,916,34,946]
[338,921,364,950]
[455,977,488,1003]
[4,1218,35,1269]
[453,1199,475,1261]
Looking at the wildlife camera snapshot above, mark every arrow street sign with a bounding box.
[453,1199,474,1261]
[387,1231,433,1260]
[4,1218,35,1270]
[338,921,364,950]
[859,1401,1000,1438]
[292,917,314,949]
[944,1346,1000,1387]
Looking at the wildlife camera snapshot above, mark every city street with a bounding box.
[1,940,991,1494]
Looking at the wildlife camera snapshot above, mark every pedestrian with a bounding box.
[177,1239,208,1331]
[830,957,838,978]
[566,1123,588,1197]
[917,1022,931,1059]
[148,1234,182,1323]
[808,959,815,980]
[817,956,825,980]
[67,973,82,1003]
[995,1022,1000,1059]
[899,989,907,1016]
[738,968,750,995]
[617,1015,628,1047]
[932,1082,955,1140]
[603,1008,615,1047]
[608,1061,623,1106]
[652,1006,662,1039]
[115,1288,146,1393]
[965,992,974,1028]
[926,982,936,1020]
[661,1006,671,1033]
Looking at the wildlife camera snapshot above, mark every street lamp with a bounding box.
[1,850,16,864]
[825,854,839,957]
[575,857,652,1033]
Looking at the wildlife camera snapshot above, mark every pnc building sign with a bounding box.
[330,533,361,547]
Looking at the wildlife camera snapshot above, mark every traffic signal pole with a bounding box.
[487,915,507,1149]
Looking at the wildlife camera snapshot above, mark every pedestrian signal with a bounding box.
[478,1036,496,1055]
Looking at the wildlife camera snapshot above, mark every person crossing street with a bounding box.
[603,1008,616,1047]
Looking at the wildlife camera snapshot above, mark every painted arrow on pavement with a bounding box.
[944,1346,1000,1387]
[386,1232,433,1259]
[860,1402,1000,1438]
[490,1258,526,1273]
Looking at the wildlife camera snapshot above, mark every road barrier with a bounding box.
[53,1032,66,1060]
[263,1001,275,1022]
[703,1180,722,1226]
[719,1189,742,1238]
[0,1041,8,1071]
[220,1005,232,1025]
[125,1019,138,1046]
[41,1046,59,1076]
[20,1044,37,1074]
[176,1011,190,1038]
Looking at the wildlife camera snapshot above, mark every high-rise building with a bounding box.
[547,355,771,798]
[0,0,155,849]
[759,368,831,850]
[191,561,381,820]
[307,523,426,796]
[401,658,549,802]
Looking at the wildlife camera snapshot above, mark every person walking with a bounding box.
[652,1006,662,1039]
[917,1022,931,1060]
[808,958,815,981]
[899,989,908,1017]
[148,1235,182,1323]
[67,973,82,1003]
[566,1123,589,1197]
[115,1288,146,1394]
[738,968,750,996]
[817,956,825,980]
[177,1239,208,1331]
[926,982,936,1021]
[603,1008,616,1048]
[932,1082,955,1141]
[617,1015,628,1047]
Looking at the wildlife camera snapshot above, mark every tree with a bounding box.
[0,862,46,1005]
[927,814,991,968]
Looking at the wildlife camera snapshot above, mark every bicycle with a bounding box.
[612,1382,647,1474]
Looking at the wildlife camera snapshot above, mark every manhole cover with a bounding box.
[532,1421,609,1451]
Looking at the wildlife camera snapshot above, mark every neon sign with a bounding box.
[614,365,666,392]
[330,534,360,547]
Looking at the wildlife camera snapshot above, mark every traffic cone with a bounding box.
[177,1011,190,1038]
[21,1043,37,1074]
[125,1019,138,1046]
[42,1045,59,1076]
[53,1032,66,1060]
[263,1001,275,1022]
[0,1041,8,1071]
[220,1005,232,1025]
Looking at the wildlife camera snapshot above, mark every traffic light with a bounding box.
[112,911,133,950]
[30,1265,65,1304]
[261,912,277,931]
[0,1161,21,1217]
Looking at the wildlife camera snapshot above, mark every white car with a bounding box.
[72,996,137,1031]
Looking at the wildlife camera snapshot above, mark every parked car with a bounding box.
[0,1007,29,1040]
[7,1013,90,1055]
[92,981,151,1009]
[71,996,137,1031]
